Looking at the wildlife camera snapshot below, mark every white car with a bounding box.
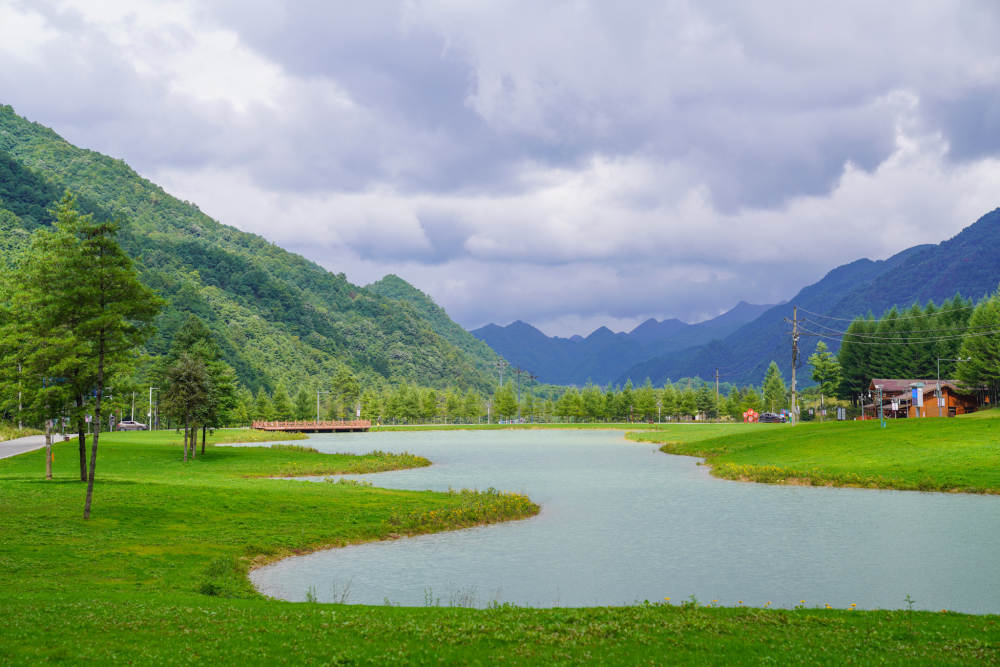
[116,420,147,431]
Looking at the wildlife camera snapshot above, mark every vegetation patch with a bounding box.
[216,430,309,444]
[0,423,43,442]
[632,419,1000,493]
[388,487,540,532]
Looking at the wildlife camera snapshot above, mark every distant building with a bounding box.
[866,379,978,418]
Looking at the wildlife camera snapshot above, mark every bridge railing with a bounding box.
[252,419,372,430]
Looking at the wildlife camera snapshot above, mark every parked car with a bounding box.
[116,420,147,431]
[758,412,787,423]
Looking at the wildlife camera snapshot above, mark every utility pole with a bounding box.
[527,372,538,423]
[513,366,525,419]
[713,368,724,418]
[317,390,330,422]
[493,360,509,387]
[783,305,803,425]
[149,387,159,430]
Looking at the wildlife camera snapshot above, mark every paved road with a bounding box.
[0,434,66,460]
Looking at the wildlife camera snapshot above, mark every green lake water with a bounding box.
[249,429,1000,612]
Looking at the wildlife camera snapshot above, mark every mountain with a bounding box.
[471,300,775,385]
[0,105,495,394]
[364,274,501,377]
[613,238,964,388]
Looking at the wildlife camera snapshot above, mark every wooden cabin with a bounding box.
[867,379,978,418]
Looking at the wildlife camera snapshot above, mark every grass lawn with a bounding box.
[628,415,1000,492]
[1,428,998,664]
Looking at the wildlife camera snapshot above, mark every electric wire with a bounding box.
[798,325,999,346]
[802,318,1000,336]
[797,304,975,322]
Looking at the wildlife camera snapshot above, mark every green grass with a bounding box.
[628,418,1000,493]
[2,428,999,664]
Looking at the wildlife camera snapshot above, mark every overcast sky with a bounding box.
[2,1,1000,336]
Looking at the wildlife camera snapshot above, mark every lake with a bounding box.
[248,429,1000,612]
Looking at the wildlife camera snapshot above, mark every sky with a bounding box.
[2,1,1000,337]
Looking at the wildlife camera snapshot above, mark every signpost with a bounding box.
[909,382,925,418]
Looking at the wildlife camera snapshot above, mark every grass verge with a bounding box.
[628,418,1000,493]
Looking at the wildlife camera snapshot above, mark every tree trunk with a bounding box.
[201,425,206,455]
[191,422,197,460]
[45,418,52,480]
[76,395,87,481]
[83,338,104,520]
[183,414,189,463]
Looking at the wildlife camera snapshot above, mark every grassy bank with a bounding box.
[628,417,1000,493]
[3,594,997,665]
[0,431,536,600]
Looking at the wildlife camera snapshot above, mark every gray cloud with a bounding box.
[2,0,1000,334]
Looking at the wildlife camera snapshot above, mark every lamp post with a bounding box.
[875,384,885,428]
[657,400,661,424]
[937,357,972,417]
[148,387,159,430]
[317,390,330,422]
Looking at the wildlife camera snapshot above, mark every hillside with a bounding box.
[364,274,502,377]
[0,105,495,395]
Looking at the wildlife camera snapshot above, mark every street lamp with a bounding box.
[148,387,159,430]
[937,357,972,417]
[317,390,330,423]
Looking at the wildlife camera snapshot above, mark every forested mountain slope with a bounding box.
[364,274,501,377]
[0,105,495,394]
[827,208,1000,319]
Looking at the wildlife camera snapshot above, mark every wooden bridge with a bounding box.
[252,419,371,433]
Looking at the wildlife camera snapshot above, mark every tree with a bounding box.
[331,366,360,419]
[271,382,293,420]
[57,197,162,518]
[420,388,438,421]
[809,342,842,421]
[957,287,1000,394]
[294,387,313,420]
[635,378,657,421]
[163,353,210,463]
[462,389,481,423]
[233,385,254,426]
[493,382,518,420]
[761,362,787,413]
[360,389,381,421]
[254,387,273,421]
[163,315,237,451]
[444,389,462,423]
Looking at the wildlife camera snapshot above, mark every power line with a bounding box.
[797,304,975,322]
[802,318,1000,337]
[798,325,1000,346]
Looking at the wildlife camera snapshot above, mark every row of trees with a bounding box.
[836,289,1000,406]
[837,294,973,401]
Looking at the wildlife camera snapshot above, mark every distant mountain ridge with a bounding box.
[471,300,776,385]
[613,206,1000,388]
